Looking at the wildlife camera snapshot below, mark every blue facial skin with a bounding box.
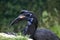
[23,17,34,35]
[22,12,35,35]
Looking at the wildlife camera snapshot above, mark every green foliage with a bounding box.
[0,0,60,38]
[50,25,60,38]
[0,34,28,40]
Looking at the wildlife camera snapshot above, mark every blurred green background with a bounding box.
[0,0,60,38]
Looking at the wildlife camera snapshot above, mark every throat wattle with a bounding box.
[23,21,33,35]
[23,20,37,36]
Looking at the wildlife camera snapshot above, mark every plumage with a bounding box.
[11,10,60,40]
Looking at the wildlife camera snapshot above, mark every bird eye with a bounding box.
[26,14,30,17]
[26,13,32,17]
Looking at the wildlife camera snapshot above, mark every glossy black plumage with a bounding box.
[11,10,60,40]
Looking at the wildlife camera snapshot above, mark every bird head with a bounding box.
[10,10,33,25]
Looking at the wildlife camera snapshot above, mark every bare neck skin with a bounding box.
[23,17,38,37]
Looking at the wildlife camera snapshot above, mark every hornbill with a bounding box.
[10,10,60,40]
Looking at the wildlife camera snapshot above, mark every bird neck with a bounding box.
[23,17,38,36]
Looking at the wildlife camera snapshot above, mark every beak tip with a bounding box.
[10,22,13,26]
[10,17,20,25]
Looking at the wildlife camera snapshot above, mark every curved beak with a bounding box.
[10,15,26,25]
